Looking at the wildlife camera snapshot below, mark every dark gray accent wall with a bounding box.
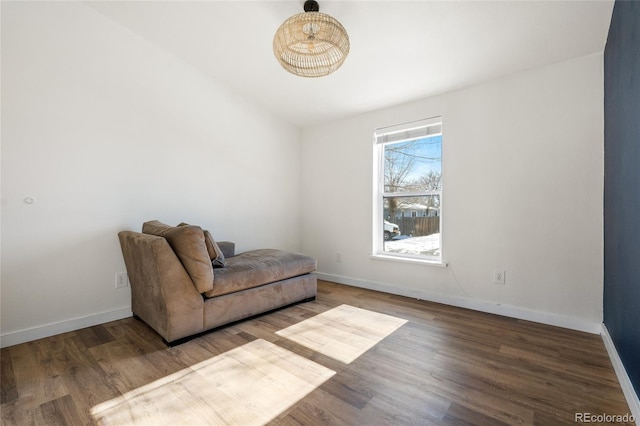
[604,0,640,397]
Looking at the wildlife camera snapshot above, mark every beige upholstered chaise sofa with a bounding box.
[118,220,317,344]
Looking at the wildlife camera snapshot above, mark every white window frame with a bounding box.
[371,117,446,266]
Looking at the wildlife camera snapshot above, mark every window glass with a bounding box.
[374,118,442,261]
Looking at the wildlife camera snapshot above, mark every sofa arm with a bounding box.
[118,231,204,342]
[217,241,235,258]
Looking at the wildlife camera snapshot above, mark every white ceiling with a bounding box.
[86,1,614,128]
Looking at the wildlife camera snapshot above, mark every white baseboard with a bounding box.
[601,324,640,423]
[316,272,602,334]
[0,307,132,348]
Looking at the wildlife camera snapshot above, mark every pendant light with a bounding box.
[273,0,350,78]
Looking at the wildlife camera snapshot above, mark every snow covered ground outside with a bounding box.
[384,233,441,257]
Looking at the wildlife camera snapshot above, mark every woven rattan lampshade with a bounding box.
[273,0,349,78]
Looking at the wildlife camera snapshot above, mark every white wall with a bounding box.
[302,53,604,332]
[1,2,302,346]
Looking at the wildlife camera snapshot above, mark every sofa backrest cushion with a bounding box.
[177,222,227,268]
[142,220,214,293]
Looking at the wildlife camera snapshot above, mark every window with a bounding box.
[373,117,442,262]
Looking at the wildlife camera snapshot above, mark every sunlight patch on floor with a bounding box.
[91,339,335,425]
[276,304,408,364]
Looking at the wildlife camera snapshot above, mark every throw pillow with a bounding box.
[142,220,214,293]
[204,230,227,268]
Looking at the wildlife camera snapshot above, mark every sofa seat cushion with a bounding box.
[203,249,316,298]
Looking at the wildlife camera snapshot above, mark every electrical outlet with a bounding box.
[116,272,129,288]
[493,269,506,285]
[336,252,342,263]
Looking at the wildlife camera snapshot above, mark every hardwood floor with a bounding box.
[1,280,633,425]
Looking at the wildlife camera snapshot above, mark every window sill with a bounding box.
[369,254,448,268]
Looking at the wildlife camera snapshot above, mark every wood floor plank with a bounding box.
[0,349,18,405]
[0,280,634,425]
[74,325,115,350]
[442,402,512,426]
[8,342,68,411]
[36,395,83,426]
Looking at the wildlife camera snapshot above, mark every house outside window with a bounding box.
[373,117,442,262]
